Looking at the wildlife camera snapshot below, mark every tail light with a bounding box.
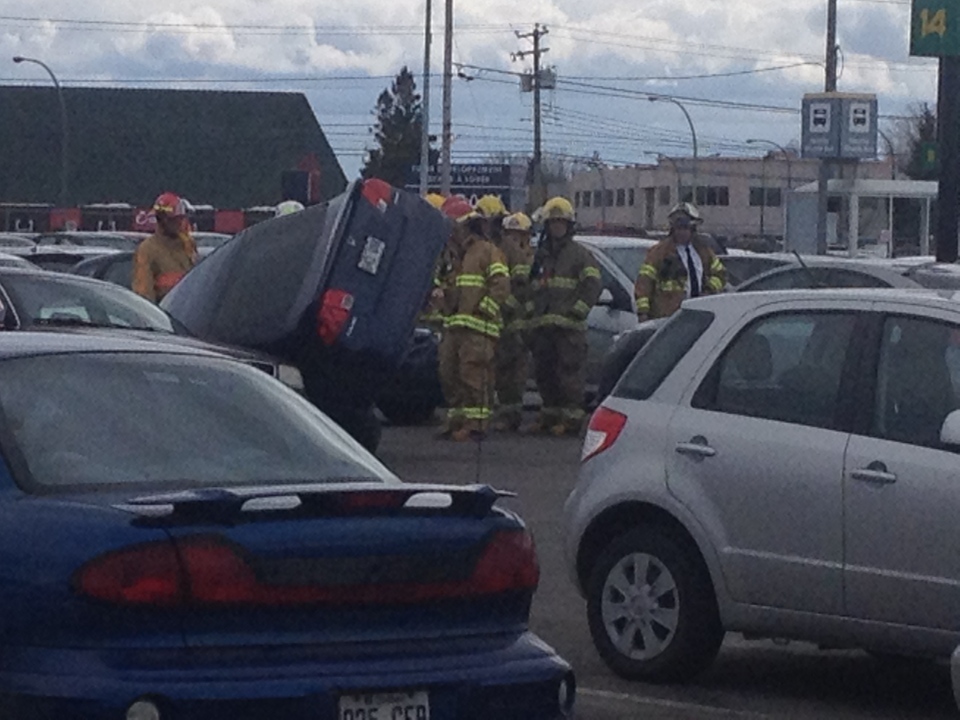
[469,528,540,595]
[75,530,538,607]
[316,289,354,345]
[75,541,183,606]
[361,178,394,210]
[581,407,628,463]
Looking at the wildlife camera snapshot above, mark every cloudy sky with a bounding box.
[0,0,937,178]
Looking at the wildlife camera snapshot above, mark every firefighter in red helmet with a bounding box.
[132,192,198,302]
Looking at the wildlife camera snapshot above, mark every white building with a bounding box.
[566,154,895,248]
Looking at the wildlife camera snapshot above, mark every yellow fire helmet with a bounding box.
[539,196,576,222]
[475,194,507,219]
[502,212,533,233]
[424,193,446,210]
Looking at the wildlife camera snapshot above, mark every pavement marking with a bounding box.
[578,687,773,718]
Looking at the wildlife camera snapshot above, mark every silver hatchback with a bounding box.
[565,289,960,682]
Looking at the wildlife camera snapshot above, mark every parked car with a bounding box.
[0,252,39,270]
[161,179,450,453]
[34,231,141,252]
[577,239,648,393]
[70,251,136,287]
[720,251,791,287]
[0,267,303,392]
[0,233,37,252]
[0,333,574,720]
[576,236,658,285]
[567,288,960,683]
[736,256,925,292]
[28,247,121,273]
[594,256,960,405]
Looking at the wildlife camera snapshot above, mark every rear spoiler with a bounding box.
[115,483,515,525]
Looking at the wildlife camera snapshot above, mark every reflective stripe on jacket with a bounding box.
[634,237,726,319]
[529,234,603,332]
[441,235,511,338]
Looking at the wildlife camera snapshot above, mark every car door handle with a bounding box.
[850,462,897,485]
[676,437,717,459]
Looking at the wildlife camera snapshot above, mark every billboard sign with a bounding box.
[406,163,513,208]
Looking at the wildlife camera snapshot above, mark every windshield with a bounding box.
[0,353,394,491]
[0,273,176,333]
[595,246,648,282]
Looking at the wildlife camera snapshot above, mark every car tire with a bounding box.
[586,527,723,683]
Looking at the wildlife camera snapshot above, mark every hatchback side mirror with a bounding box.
[940,410,960,447]
[598,288,614,307]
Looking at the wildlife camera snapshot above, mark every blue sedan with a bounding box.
[0,334,574,720]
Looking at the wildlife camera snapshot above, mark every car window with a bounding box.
[871,316,960,448]
[0,354,394,491]
[599,246,648,282]
[0,273,175,332]
[695,312,857,431]
[741,268,809,291]
[104,258,134,288]
[615,309,714,401]
[825,268,890,288]
[723,257,789,286]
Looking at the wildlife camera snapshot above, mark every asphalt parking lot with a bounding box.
[379,424,958,720]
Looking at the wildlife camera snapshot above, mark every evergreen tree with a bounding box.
[362,67,436,186]
[900,102,938,180]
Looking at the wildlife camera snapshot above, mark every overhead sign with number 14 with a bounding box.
[912,0,960,56]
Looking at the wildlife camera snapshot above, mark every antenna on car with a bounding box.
[792,250,827,289]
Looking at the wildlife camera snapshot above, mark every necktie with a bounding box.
[685,245,701,298]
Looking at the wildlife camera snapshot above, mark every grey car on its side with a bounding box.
[566,289,960,683]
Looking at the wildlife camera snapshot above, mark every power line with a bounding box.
[0,14,512,36]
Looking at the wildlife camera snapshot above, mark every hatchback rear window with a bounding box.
[614,309,714,401]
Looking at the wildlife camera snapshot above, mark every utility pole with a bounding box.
[440,0,453,195]
[514,24,549,209]
[815,0,838,255]
[419,0,433,195]
[936,56,960,262]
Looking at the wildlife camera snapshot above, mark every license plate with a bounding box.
[338,690,430,720]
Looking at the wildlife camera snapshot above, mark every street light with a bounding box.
[877,129,897,256]
[649,96,698,201]
[13,56,69,208]
[747,139,792,247]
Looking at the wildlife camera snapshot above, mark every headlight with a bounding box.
[277,363,305,392]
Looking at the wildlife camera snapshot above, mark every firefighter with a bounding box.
[525,197,602,436]
[132,192,198,303]
[476,194,507,244]
[635,202,726,321]
[436,196,511,441]
[491,212,535,432]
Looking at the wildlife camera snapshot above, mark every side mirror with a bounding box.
[598,288,614,307]
[940,410,960,447]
